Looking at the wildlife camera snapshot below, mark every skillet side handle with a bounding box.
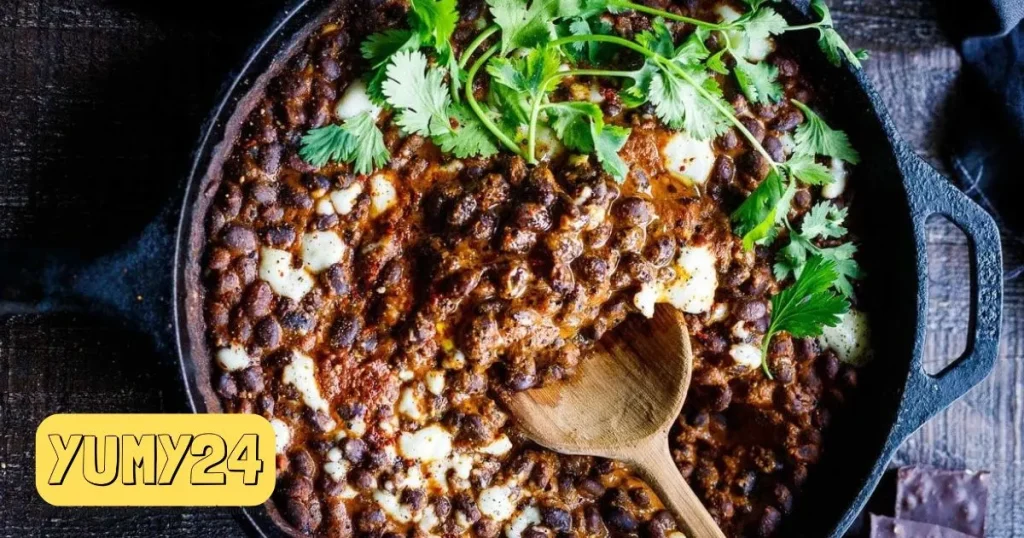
[895,149,1003,436]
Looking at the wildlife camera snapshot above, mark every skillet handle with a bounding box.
[894,149,1003,437]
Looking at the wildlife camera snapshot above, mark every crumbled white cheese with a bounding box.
[710,302,730,323]
[419,506,440,532]
[316,198,335,215]
[398,369,415,381]
[327,447,343,462]
[818,309,873,366]
[477,435,513,456]
[635,246,719,318]
[732,321,751,340]
[336,79,381,120]
[823,159,847,199]
[370,174,397,217]
[398,386,424,421]
[301,231,346,273]
[270,418,291,454]
[535,125,565,160]
[662,131,715,185]
[780,133,796,156]
[281,351,331,412]
[633,282,659,319]
[730,343,763,369]
[216,344,251,372]
[330,183,364,215]
[373,490,413,523]
[323,460,348,482]
[425,370,446,395]
[506,505,542,538]
[397,465,425,490]
[478,485,516,521]
[398,424,453,462]
[258,248,314,301]
[665,246,718,314]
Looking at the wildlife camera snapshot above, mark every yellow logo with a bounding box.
[36,414,275,506]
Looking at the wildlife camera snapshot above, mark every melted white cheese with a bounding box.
[373,490,413,523]
[216,344,251,372]
[662,131,715,185]
[323,460,348,482]
[281,352,331,412]
[398,424,453,462]
[336,79,382,121]
[477,435,513,456]
[258,248,314,301]
[478,485,516,521]
[369,174,397,217]
[730,343,763,369]
[818,309,873,366]
[330,183,364,215]
[633,246,719,317]
[316,198,335,215]
[270,418,291,454]
[823,159,848,199]
[301,230,346,273]
[505,505,542,538]
[397,386,425,421]
[424,370,446,395]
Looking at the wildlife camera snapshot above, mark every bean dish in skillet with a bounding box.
[201,0,873,535]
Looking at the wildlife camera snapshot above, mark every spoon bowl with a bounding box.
[505,304,725,538]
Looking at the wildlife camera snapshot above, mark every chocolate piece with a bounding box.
[870,515,976,538]
[895,466,990,536]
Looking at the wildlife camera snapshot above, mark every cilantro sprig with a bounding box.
[761,254,849,377]
[299,112,389,175]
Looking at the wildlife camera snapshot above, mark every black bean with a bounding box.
[282,187,314,210]
[249,182,278,205]
[355,509,386,534]
[448,194,478,227]
[716,129,740,152]
[328,314,361,350]
[283,498,315,533]
[757,506,782,537]
[264,224,296,248]
[216,374,238,399]
[542,507,573,532]
[739,116,766,145]
[401,488,426,510]
[506,372,537,391]
[282,311,316,333]
[215,271,242,296]
[453,493,481,524]
[613,197,656,227]
[764,135,786,163]
[338,402,366,420]
[603,506,638,533]
[513,203,552,232]
[435,496,452,518]
[254,317,282,348]
[470,211,499,241]
[352,469,376,491]
[737,151,771,182]
[521,528,546,538]
[500,227,537,254]
[325,264,350,295]
[222,225,257,253]
[576,255,610,283]
[578,478,605,498]
[584,505,604,533]
[342,438,367,463]
[241,366,265,393]
[735,299,768,321]
[474,519,501,538]
[818,350,840,380]
[235,256,257,285]
[772,108,804,132]
[260,143,283,176]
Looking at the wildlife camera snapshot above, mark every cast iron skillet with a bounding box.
[172,0,1004,536]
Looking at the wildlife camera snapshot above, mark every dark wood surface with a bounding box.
[1,0,1021,536]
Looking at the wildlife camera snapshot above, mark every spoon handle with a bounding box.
[629,438,726,538]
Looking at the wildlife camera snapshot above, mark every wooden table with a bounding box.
[1,0,1020,536]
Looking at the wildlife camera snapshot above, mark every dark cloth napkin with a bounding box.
[935,0,1024,277]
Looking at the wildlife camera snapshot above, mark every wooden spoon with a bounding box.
[505,304,725,538]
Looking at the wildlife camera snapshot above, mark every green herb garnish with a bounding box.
[761,254,850,377]
[298,112,389,174]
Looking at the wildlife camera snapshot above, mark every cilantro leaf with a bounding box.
[731,168,786,249]
[739,8,788,45]
[409,0,459,48]
[299,111,390,175]
[768,255,849,337]
[382,50,452,137]
[761,254,850,376]
[487,0,558,54]
[487,46,562,97]
[593,124,631,182]
[362,29,421,65]
[773,201,863,297]
[783,154,833,185]
[733,57,782,104]
[741,0,773,9]
[810,0,868,68]
[434,103,501,158]
[548,101,604,152]
[635,18,676,58]
[791,100,860,164]
[648,67,731,139]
